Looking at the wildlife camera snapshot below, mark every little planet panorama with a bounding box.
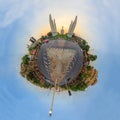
[20,14,98,116]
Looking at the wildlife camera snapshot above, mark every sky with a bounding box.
[0,0,120,120]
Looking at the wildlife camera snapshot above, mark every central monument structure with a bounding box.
[38,14,83,87]
[49,14,77,37]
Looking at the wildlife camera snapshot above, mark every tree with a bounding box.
[22,55,29,65]
[79,83,87,91]
[81,40,87,45]
[47,32,52,36]
[86,65,93,70]
[41,36,46,40]
[87,54,97,61]
[84,45,90,52]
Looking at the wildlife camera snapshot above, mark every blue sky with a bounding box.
[0,0,120,120]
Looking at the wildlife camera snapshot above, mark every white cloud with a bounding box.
[0,0,44,28]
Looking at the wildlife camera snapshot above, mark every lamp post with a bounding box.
[49,79,58,116]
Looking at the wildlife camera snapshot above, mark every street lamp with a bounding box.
[49,109,52,116]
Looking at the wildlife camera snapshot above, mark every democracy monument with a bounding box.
[20,14,98,116]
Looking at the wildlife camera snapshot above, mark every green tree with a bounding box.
[41,36,47,40]
[87,55,97,61]
[86,65,93,70]
[47,32,52,36]
[84,45,90,52]
[22,55,29,65]
[79,83,87,91]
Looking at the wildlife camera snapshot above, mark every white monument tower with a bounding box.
[49,14,58,36]
[67,16,77,37]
